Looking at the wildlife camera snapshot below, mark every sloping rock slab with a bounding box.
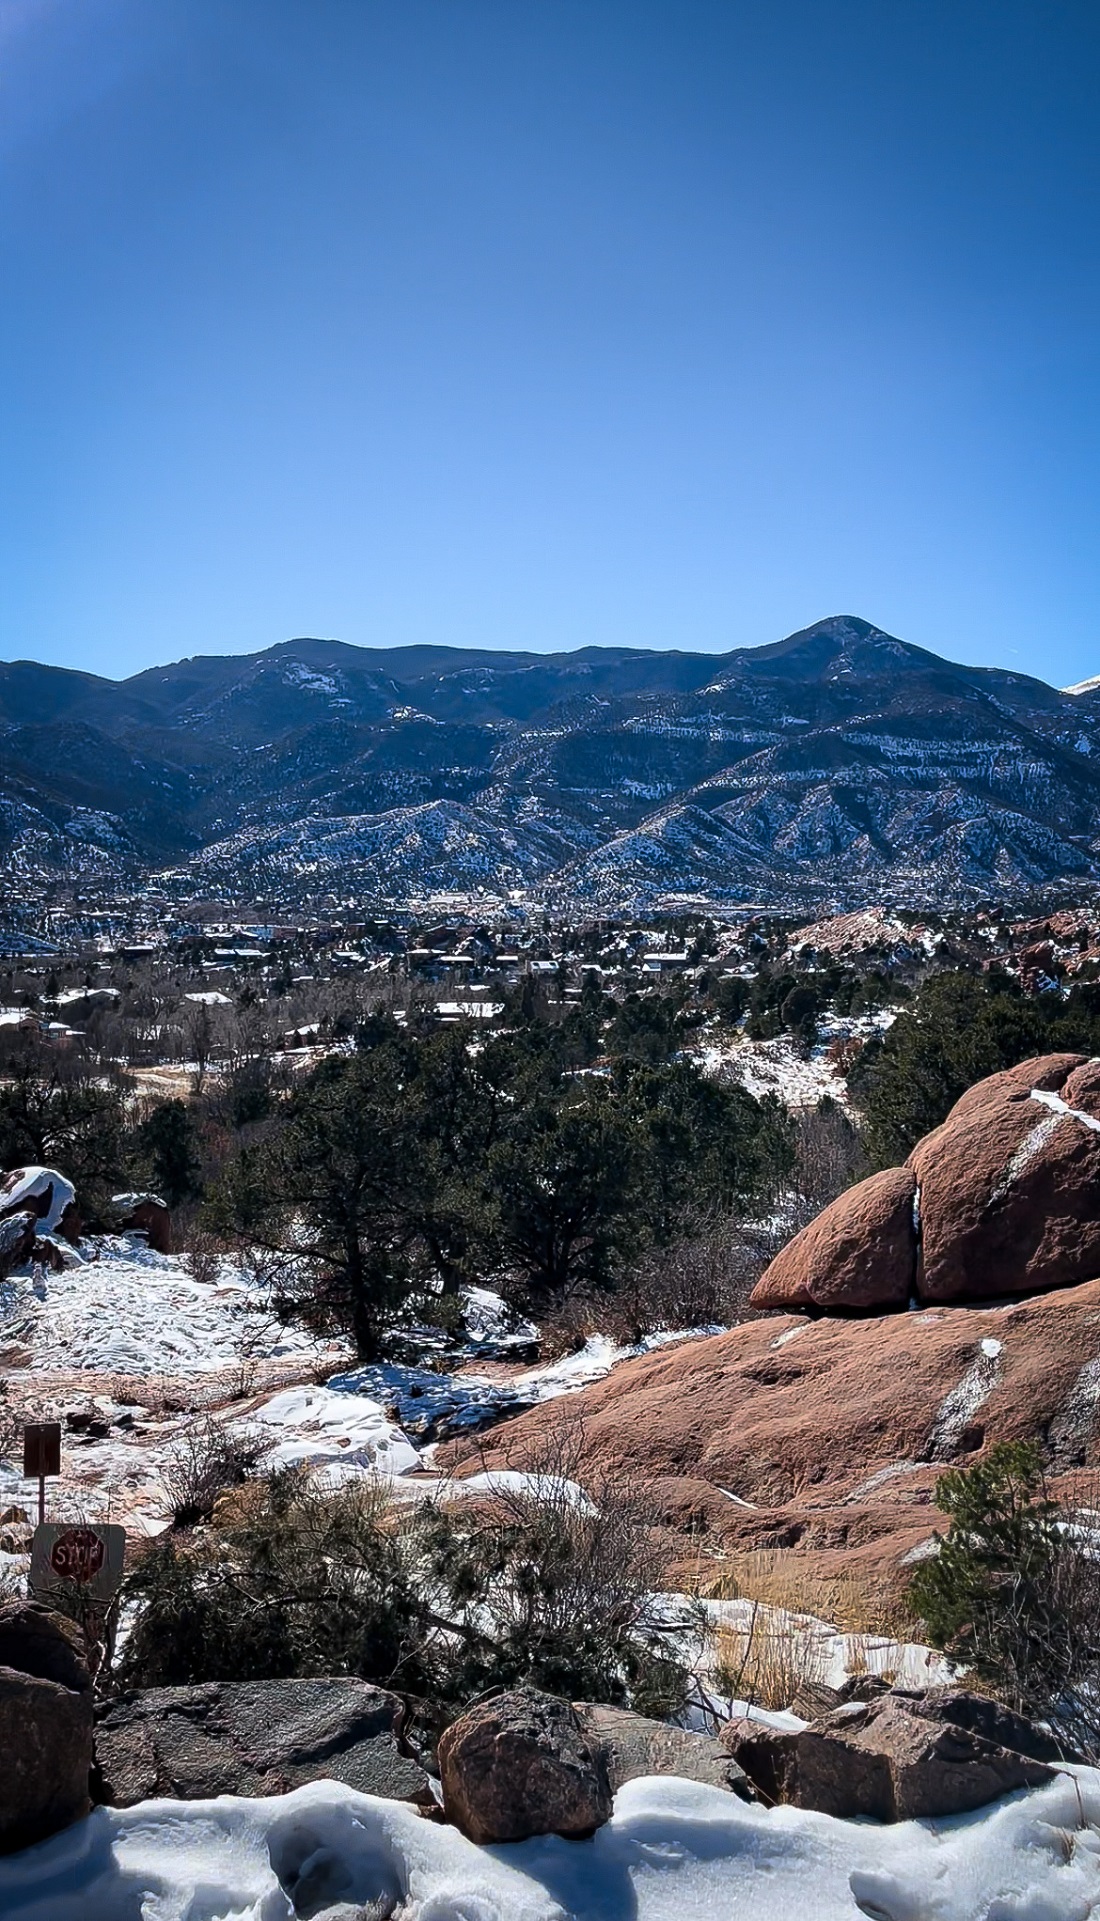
[751,1166,917,1311]
[572,1702,751,1797]
[94,1678,433,1808]
[447,1280,1100,1511]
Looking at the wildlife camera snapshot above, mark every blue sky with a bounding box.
[1,0,1098,684]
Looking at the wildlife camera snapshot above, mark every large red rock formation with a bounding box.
[750,1166,917,1311]
[752,1052,1100,1311]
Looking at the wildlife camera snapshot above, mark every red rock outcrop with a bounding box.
[751,1052,1100,1311]
[911,1055,1100,1302]
[751,1167,916,1311]
[446,1280,1100,1590]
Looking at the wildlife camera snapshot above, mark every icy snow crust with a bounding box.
[330,1329,720,1441]
[5,1771,1100,1921]
[251,1384,421,1482]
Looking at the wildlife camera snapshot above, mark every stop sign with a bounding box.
[48,1527,107,1584]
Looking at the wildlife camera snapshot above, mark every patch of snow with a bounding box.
[330,1327,721,1442]
[446,1469,596,1513]
[662,1591,953,1699]
[899,1535,942,1566]
[246,1384,421,1483]
[1030,1085,1100,1134]
[0,1239,331,1377]
[990,1110,1063,1201]
[771,1323,808,1350]
[844,1461,925,1504]
[9,1769,1100,1921]
[460,1285,537,1350]
[1048,1355,1100,1463]
[0,1166,75,1233]
[926,1341,1003,1460]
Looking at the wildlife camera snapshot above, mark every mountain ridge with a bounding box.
[4,616,1100,911]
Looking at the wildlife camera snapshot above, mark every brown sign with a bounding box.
[22,1422,61,1479]
[30,1523,126,1605]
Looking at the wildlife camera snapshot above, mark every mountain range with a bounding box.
[4,614,1100,912]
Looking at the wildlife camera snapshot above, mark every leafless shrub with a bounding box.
[0,1382,20,1468]
[418,1414,696,1716]
[181,1226,224,1287]
[161,1413,265,1528]
[538,1213,768,1355]
[738,1100,871,1268]
[791,1099,869,1207]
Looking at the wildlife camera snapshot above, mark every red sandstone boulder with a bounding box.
[910,1052,1100,1302]
[750,1166,916,1311]
[750,1052,1100,1312]
[112,1193,173,1255]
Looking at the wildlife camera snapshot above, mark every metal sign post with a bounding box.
[22,1421,62,1525]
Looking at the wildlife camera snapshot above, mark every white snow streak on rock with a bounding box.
[926,1342,1003,1460]
[1029,1085,1100,1132]
[989,1110,1063,1202]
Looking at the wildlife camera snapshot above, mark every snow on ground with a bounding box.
[692,1013,896,1113]
[696,1035,851,1109]
[330,1328,721,1442]
[444,1469,597,1513]
[0,1237,333,1378]
[247,1383,422,1483]
[696,1597,953,1696]
[4,1770,1100,1921]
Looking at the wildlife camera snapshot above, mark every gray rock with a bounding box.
[0,1606,93,1854]
[438,1687,613,1844]
[0,1668,94,1854]
[0,1210,36,1278]
[94,1678,434,1809]
[722,1691,1054,1822]
[572,1702,752,1798]
[894,1685,1078,1764]
[0,1601,91,1696]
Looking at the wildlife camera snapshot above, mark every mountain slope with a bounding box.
[5,616,1100,910]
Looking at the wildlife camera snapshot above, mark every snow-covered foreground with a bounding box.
[3,1771,1100,1921]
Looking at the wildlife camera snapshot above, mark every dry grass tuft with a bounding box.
[713,1604,830,1711]
[698,1547,919,1640]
